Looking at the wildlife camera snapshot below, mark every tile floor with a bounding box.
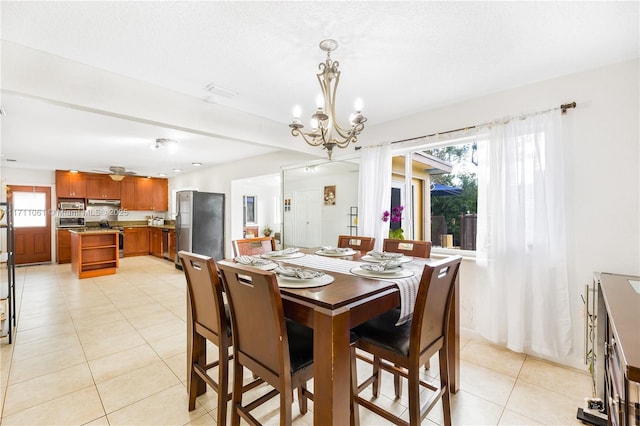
[0,256,592,425]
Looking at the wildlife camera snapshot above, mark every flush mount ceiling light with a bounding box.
[289,39,367,160]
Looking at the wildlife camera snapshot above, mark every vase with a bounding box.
[389,228,404,240]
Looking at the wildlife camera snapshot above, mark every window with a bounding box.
[391,138,478,252]
[13,191,47,227]
[243,195,257,225]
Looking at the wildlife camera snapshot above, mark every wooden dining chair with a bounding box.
[178,251,233,425]
[232,236,276,257]
[179,251,263,425]
[350,256,462,426]
[382,238,432,258]
[218,262,315,425]
[337,235,376,252]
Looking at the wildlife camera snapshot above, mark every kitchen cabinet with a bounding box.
[55,170,86,199]
[120,179,136,210]
[120,177,168,211]
[149,227,163,258]
[136,177,168,211]
[86,174,120,199]
[123,227,150,256]
[56,229,72,264]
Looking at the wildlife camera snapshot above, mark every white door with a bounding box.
[293,189,322,248]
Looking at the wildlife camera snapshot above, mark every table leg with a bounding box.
[313,308,351,425]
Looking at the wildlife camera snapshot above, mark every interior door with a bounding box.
[7,185,52,264]
[293,189,322,248]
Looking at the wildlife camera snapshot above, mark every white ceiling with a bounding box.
[1,1,638,177]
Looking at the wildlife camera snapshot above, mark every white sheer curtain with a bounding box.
[475,111,572,357]
[359,145,392,250]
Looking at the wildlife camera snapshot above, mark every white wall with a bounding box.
[366,59,640,369]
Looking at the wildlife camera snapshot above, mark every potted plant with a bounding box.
[263,225,272,237]
[382,206,405,240]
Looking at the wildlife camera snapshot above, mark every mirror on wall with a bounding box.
[282,159,360,248]
[243,195,257,225]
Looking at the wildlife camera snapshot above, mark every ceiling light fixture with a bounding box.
[289,39,367,160]
[192,162,202,167]
[172,168,182,172]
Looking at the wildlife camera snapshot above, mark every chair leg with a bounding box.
[424,359,431,370]
[230,362,244,426]
[350,347,360,426]
[407,364,421,426]
[393,363,402,399]
[439,348,452,426]
[372,355,381,397]
[297,384,308,414]
[281,387,293,426]
[188,334,206,410]
[216,345,229,426]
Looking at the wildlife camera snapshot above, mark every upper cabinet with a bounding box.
[55,171,168,211]
[55,170,87,198]
[120,176,168,211]
[86,174,120,199]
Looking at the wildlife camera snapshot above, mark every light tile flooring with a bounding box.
[1,256,591,425]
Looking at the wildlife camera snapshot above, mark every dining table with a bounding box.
[219,247,460,425]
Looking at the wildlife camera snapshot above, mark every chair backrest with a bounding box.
[383,239,432,258]
[218,262,291,385]
[411,256,462,356]
[178,251,228,343]
[232,237,276,257]
[337,235,376,251]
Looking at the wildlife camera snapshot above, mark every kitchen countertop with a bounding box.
[68,228,120,234]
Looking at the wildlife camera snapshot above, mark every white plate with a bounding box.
[276,274,335,288]
[261,252,305,259]
[252,262,279,271]
[361,254,413,264]
[315,249,357,257]
[350,267,415,279]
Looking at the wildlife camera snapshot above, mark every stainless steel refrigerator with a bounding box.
[175,191,225,269]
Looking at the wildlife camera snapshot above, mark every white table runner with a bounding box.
[282,254,425,325]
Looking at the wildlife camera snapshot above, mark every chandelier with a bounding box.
[289,39,367,160]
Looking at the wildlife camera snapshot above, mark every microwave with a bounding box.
[58,217,85,228]
[59,201,85,210]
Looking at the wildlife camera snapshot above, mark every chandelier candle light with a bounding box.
[289,39,367,160]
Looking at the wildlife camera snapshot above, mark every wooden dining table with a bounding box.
[220,248,460,425]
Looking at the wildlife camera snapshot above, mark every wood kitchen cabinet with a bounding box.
[120,177,168,211]
[86,174,120,199]
[123,227,150,256]
[55,170,86,198]
[70,230,119,279]
[149,227,163,258]
[56,229,72,264]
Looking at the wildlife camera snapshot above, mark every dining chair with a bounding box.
[232,236,276,257]
[351,255,462,426]
[179,251,263,426]
[382,238,431,258]
[337,235,376,252]
[218,262,315,425]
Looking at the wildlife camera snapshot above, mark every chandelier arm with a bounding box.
[291,128,325,147]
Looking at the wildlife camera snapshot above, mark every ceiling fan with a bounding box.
[92,166,137,181]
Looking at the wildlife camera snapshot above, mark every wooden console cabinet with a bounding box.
[597,273,640,426]
[70,230,119,278]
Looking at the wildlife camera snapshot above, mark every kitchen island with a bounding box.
[70,229,119,278]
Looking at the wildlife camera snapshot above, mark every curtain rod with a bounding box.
[356,101,576,150]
